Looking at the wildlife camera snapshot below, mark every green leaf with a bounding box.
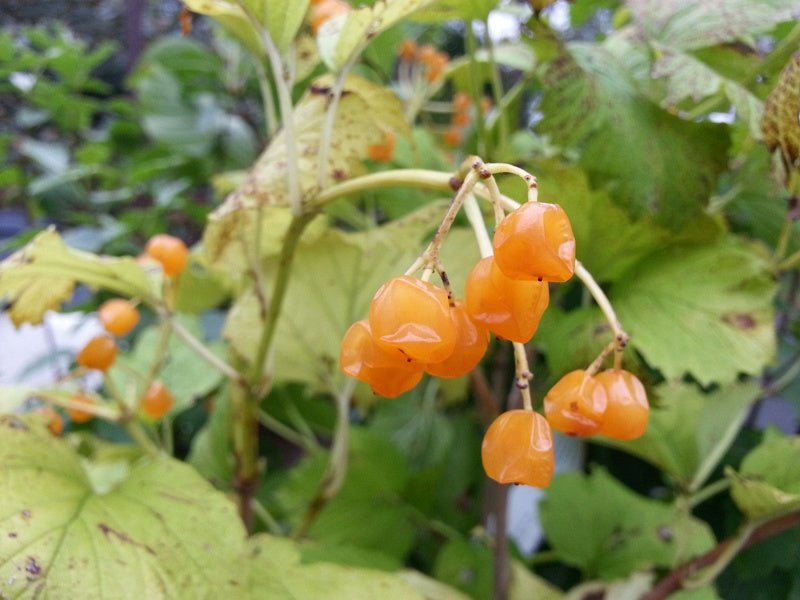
[535,307,610,378]
[180,0,262,55]
[727,429,800,520]
[0,414,246,597]
[651,45,764,138]
[625,0,799,49]
[263,0,311,52]
[413,0,496,21]
[317,0,438,71]
[187,390,234,488]
[612,237,776,385]
[246,534,431,599]
[600,381,758,487]
[565,572,654,600]
[0,228,157,326]
[539,42,730,227]
[540,468,715,579]
[434,538,493,599]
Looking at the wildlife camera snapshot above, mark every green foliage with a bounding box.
[2,2,800,598]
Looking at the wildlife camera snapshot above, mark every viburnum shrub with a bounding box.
[0,2,795,597]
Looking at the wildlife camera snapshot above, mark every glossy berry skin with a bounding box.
[493,201,576,282]
[544,370,608,437]
[309,0,350,34]
[145,234,189,276]
[464,257,549,343]
[481,410,554,488]
[340,320,424,398]
[369,276,457,363]
[98,298,140,336]
[141,381,175,419]
[595,369,649,440]
[426,302,489,379]
[77,335,118,371]
[68,393,95,424]
[367,130,396,162]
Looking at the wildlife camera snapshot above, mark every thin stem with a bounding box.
[167,315,243,383]
[235,0,301,215]
[485,163,539,202]
[254,59,278,138]
[464,194,493,258]
[124,421,161,456]
[688,479,732,509]
[482,174,508,225]
[36,391,120,421]
[778,246,800,272]
[465,21,488,156]
[145,320,172,384]
[513,342,533,411]
[316,54,359,190]
[574,261,628,349]
[249,213,315,388]
[251,498,285,535]
[257,408,320,454]
[483,15,509,154]
[587,340,617,376]
[313,169,453,207]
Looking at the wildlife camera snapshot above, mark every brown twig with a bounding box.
[642,509,800,599]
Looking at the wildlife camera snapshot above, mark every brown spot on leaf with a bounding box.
[21,510,31,521]
[98,523,157,555]
[658,526,674,542]
[8,532,17,538]
[723,312,756,329]
[25,557,41,578]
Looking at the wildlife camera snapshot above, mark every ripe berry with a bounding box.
[309,0,350,34]
[444,126,463,147]
[481,410,554,488]
[544,370,608,437]
[426,302,489,379]
[464,257,549,343]
[37,407,64,436]
[369,276,457,363]
[77,335,118,371]
[141,381,175,419]
[340,319,424,397]
[399,39,418,62]
[493,201,576,282]
[145,234,189,276]
[595,369,649,440]
[68,393,95,424]
[367,130,396,162]
[453,92,471,112]
[98,298,140,336]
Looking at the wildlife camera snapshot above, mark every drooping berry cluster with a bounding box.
[444,92,492,147]
[339,198,576,400]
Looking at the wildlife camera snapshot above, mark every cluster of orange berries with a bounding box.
[339,199,575,397]
[399,40,450,84]
[444,92,492,147]
[40,234,189,433]
[339,196,650,489]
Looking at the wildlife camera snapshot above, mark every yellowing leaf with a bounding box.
[0,228,157,326]
[204,74,408,276]
[181,0,262,55]
[317,0,438,71]
[0,414,246,598]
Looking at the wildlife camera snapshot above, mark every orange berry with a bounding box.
[482,410,554,487]
[77,335,118,371]
[595,369,649,440]
[145,234,189,276]
[444,126,463,147]
[369,276,457,363]
[544,370,608,437]
[367,130,396,162]
[399,39,418,62]
[453,92,471,113]
[68,393,95,424]
[309,0,350,34]
[141,381,175,419]
[98,298,140,336]
[37,407,64,436]
[426,302,489,379]
[424,53,448,83]
[464,257,549,343]
[417,44,439,65]
[340,319,425,398]
[452,111,471,127]
[493,201,576,282]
